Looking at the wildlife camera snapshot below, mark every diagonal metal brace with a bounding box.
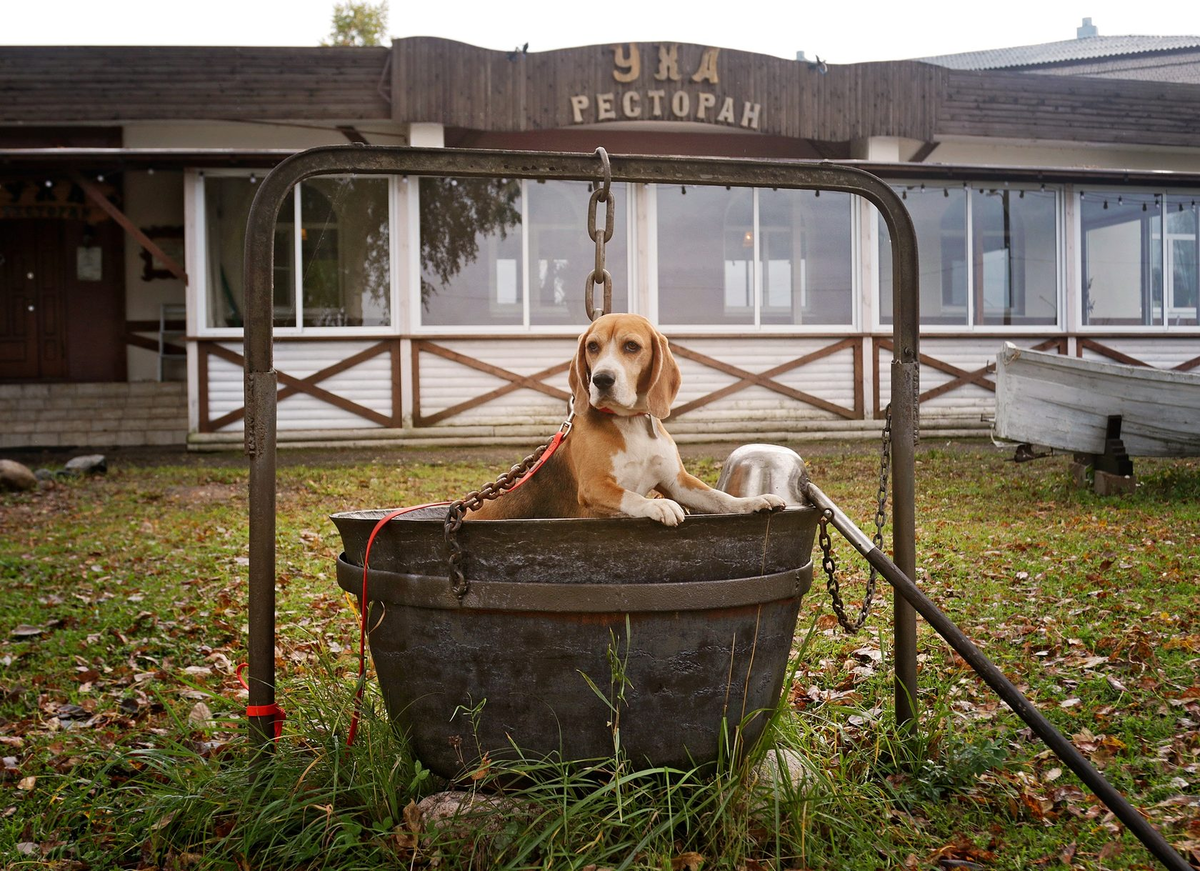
[804,481,1191,871]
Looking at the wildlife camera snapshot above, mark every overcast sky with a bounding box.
[4,1,1200,64]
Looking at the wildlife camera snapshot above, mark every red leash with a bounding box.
[239,418,572,745]
[346,501,449,746]
[344,419,571,746]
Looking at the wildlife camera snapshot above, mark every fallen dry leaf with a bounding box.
[928,833,996,866]
[671,852,705,871]
[187,702,213,729]
[468,751,491,782]
[403,798,422,833]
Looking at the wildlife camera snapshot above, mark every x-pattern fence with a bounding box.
[410,336,863,426]
[195,334,1197,432]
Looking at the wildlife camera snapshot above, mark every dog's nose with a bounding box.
[591,371,616,391]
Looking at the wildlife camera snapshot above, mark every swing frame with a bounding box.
[240,146,923,751]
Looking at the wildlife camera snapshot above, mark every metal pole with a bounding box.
[243,165,294,756]
[889,382,919,730]
[880,188,921,732]
[805,482,1190,871]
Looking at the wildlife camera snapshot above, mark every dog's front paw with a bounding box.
[741,493,787,513]
[642,498,686,527]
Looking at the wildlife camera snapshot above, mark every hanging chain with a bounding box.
[821,404,892,633]
[444,402,575,599]
[584,147,614,321]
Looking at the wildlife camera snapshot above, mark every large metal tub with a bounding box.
[332,506,817,778]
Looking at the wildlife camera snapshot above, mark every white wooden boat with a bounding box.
[994,342,1200,458]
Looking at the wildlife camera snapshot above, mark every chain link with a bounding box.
[444,402,575,599]
[821,404,892,633]
[584,147,614,321]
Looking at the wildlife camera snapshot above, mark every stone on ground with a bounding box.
[64,454,107,475]
[0,460,38,491]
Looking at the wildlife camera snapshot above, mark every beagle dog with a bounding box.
[469,313,785,525]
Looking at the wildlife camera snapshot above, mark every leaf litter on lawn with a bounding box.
[0,446,1195,870]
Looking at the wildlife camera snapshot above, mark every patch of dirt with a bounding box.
[1,437,1007,474]
[163,483,245,506]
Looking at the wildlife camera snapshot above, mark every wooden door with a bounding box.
[0,221,69,380]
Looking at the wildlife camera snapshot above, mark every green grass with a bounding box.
[0,443,1197,870]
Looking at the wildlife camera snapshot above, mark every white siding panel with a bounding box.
[672,338,857,410]
[674,357,739,404]
[208,341,395,432]
[876,337,1049,415]
[416,339,575,424]
[205,355,243,425]
[674,387,844,421]
[1080,338,1200,370]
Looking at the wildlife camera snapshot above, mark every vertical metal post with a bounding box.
[883,205,921,732]
[243,164,295,758]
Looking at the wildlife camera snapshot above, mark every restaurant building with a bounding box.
[2,25,1199,449]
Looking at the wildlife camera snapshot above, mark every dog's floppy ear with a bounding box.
[645,327,681,419]
[568,327,592,410]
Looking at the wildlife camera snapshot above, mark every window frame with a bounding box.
[873,181,1065,334]
[409,177,638,335]
[193,169,402,339]
[1075,186,1200,333]
[650,184,862,334]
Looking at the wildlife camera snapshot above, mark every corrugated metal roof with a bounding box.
[918,35,1200,70]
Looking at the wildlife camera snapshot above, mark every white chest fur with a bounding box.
[608,415,682,495]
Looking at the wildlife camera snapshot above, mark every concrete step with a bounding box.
[0,382,188,448]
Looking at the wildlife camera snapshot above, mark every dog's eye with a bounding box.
[586,341,600,354]
[623,341,641,354]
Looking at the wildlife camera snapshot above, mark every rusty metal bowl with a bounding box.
[332,506,817,778]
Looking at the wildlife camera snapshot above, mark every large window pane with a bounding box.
[300,177,390,327]
[758,189,853,325]
[527,180,628,326]
[204,176,294,328]
[420,177,522,327]
[880,184,1059,326]
[973,188,1058,326]
[1081,192,1161,326]
[1165,196,1200,326]
[879,187,968,325]
[657,185,754,326]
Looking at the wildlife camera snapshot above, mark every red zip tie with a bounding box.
[236,662,286,740]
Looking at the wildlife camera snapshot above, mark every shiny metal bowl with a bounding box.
[716,443,810,506]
